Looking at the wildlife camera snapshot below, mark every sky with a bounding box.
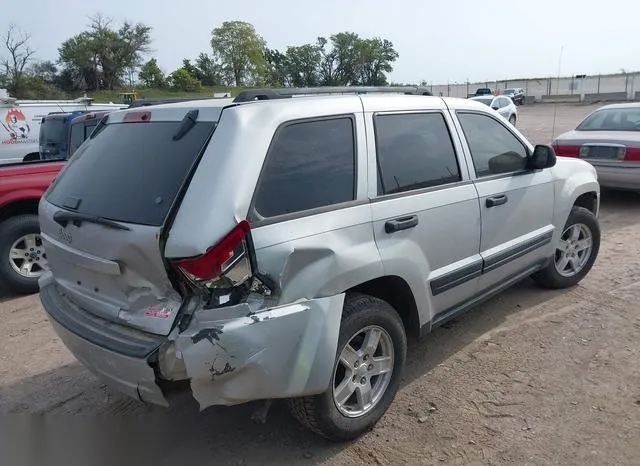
[2,0,638,85]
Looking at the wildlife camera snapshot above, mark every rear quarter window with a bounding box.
[46,120,215,226]
[252,117,356,219]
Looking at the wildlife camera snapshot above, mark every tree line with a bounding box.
[0,17,401,98]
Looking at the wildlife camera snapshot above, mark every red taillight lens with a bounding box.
[173,221,252,288]
[552,143,580,157]
[625,147,640,162]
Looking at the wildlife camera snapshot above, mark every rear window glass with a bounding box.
[473,98,493,107]
[46,121,215,226]
[39,119,66,144]
[577,108,640,131]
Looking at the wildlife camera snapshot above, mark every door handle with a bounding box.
[486,194,508,208]
[385,215,419,233]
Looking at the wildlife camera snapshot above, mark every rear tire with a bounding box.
[0,215,46,295]
[288,293,407,441]
[532,206,600,289]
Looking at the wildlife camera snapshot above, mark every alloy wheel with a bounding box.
[554,223,593,278]
[9,233,48,278]
[332,325,394,418]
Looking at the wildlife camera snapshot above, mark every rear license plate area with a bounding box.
[580,145,625,160]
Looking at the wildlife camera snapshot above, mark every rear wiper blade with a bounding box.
[172,109,199,141]
[53,211,131,231]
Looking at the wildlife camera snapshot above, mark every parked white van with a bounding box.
[0,89,126,164]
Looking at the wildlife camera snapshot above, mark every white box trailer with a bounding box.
[0,90,126,164]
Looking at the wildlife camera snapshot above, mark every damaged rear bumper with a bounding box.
[40,282,344,409]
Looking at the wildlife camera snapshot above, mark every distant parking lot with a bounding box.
[517,102,599,145]
[1,103,638,466]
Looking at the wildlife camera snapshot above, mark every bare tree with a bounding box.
[1,24,35,94]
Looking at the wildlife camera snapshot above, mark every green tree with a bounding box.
[138,58,165,87]
[315,33,398,86]
[263,48,289,87]
[30,60,58,85]
[317,37,338,86]
[357,38,398,85]
[286,44,321,87]
[1,24,36,96]
[210,21,266,86]
[58,15,152,91]
[330,32,363,85]
[181,58,199,78]
[194,53,223,86]
[168,67,201,92]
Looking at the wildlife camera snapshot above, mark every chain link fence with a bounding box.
[428,73,640,103]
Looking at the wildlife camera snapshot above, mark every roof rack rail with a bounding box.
[233,86,432,102]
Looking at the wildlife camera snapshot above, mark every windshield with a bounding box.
[39,118,66,144]
[473,97,494,107]
[503,89,515,94]
[46,120,216,226]
[577,107,640,131]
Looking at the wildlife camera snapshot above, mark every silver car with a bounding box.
[470,95,518,126]
[553,102,640,191]
[38,87,600,440]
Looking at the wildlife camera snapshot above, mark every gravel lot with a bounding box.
[1,103,639,466]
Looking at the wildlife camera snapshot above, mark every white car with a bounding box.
[470,95,518,126]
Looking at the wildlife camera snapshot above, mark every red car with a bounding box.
[0,111,112,294]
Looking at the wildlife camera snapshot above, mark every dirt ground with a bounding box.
[1,103,639,466]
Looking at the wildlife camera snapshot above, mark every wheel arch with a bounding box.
[0,198,40,224]
[573,191,598,216]
[348,275,421,339]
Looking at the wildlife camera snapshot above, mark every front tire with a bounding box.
[0,215,47,295]
[509,114,517,126]
[532,206,600,289]
[289,293,407,441]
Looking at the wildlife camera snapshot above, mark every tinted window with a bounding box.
[577,107,640,131]
[374,113,461,195]
[474,97,493,107]
[68,124,84,156]
[458,112,528,176]
[46,121,215,226]
[39,118,66,144]
[69,122,99,157]
[253,118,355,218]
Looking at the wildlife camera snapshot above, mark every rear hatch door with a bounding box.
[39,107,220,335]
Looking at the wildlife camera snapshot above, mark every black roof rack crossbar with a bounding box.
[233,86,432,102]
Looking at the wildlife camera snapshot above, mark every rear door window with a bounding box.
[46,120,215,226]
[374,113,461,195]
[253,117,356,218]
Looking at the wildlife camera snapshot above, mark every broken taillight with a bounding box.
[172,221,253,304]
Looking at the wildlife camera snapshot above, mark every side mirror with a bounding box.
[491,105,500,110]
[529,144,557,169]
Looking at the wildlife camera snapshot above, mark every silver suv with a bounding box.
[38,87,600,440]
